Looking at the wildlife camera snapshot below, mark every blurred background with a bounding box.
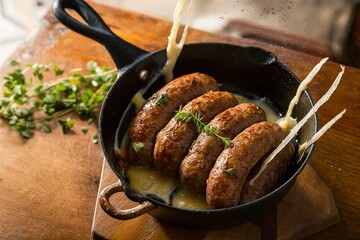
[1,0,360,67]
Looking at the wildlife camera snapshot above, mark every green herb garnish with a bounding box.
[0,60,117,139]
[81,127,88,134]
[54,65,64,76]
[132,142,145,153]
[40,123,52,133]
[149,93,168,106]
[174,106,233,148]
[92,133,99,144]
[224,167,236,177]
[58,118,75,134]
[9,60,20,67]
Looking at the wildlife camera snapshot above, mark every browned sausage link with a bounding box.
[239,141,294,204]
[206,121,286,209]
[126,73,218,166]
[154,91,238,177]
[179,103,267,194]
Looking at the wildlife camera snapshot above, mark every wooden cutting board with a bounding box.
[92,159,339,240]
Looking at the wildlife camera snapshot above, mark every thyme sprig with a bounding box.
[0,60,117,139]
[132,142,145,153]
[174,106,233,148]
[149,93,168,106]
[224,167,237,177]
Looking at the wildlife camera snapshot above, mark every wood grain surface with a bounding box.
[0,1,359,239]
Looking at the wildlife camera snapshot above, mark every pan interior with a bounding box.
[99,43,317,208]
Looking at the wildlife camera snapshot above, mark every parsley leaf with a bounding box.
[0,60,117,139]
[150,93,168,106]
[58,118,75,134]
[80,127,88,134]
[40,124,52,133]
[132,142,144,153]
[224,167,237,177]
[92,133,99,144]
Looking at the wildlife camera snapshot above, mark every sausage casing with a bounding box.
[126,72,218,166]
[179,103,267,194]
[154,91,238,176]
[239,141,294,204]
[206,121,286,209]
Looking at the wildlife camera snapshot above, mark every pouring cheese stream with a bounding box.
[161,0,193,82]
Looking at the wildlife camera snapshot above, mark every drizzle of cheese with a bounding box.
[115,93,145,157]
[116,130,128,159]
[131,91,147,110]
[250,64,345,185]
[128,0,193,112]
[162,0,193,82]
[298,109,346,160]
[278,57,328,133]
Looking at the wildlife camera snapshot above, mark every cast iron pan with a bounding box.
[53,0,317,230]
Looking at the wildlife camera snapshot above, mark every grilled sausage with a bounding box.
[206,121,286,209]
[239,141,294,204]
[126,72,218,166]
[154,91,238,177]
[179,103,267,194]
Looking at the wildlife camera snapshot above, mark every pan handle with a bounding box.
[52,0,148,69]
[99,181,157,220]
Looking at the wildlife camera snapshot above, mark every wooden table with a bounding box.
[0,1,359,239]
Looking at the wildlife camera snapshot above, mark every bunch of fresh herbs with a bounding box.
[0,60,117,141]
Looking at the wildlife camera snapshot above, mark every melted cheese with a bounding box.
[235,94,280,123]
[278,57,328,133]
[115,131,127,159]
[129,0,193,113]
[127,167,179,205]
[298,109,346,161]
[161,0,193,82]
[131,91,146,110]
[172,187,209,210]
